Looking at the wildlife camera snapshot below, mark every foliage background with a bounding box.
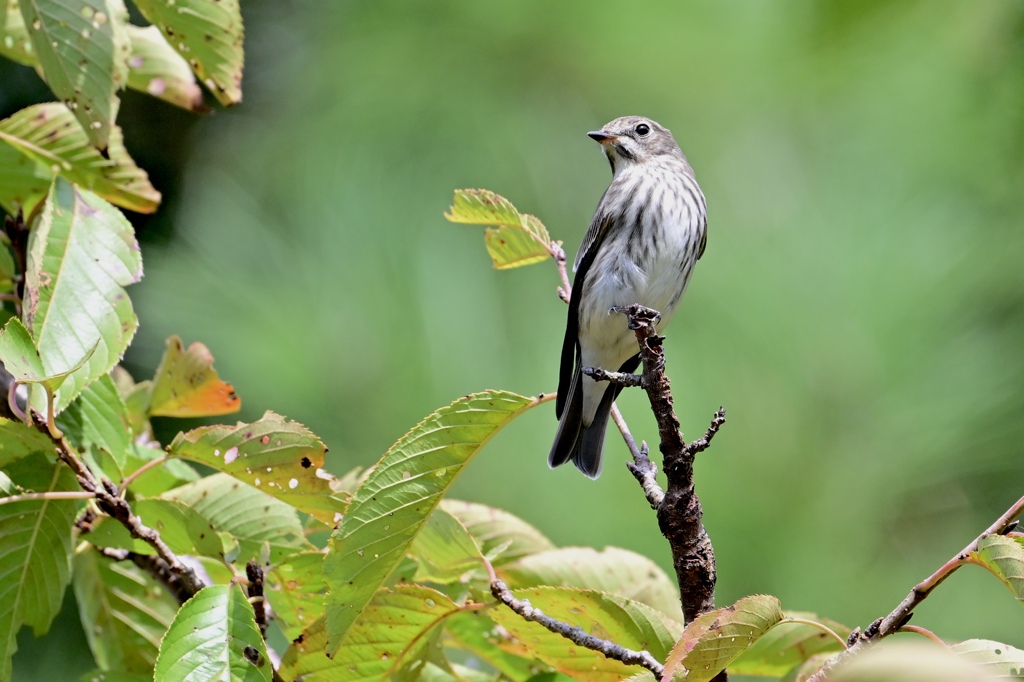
[3,0,1022,679]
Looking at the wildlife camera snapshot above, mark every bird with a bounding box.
[549,116,707,479]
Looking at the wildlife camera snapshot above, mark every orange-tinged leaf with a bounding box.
[149,336,240,418]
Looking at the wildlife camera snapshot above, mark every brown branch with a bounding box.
[583,366,645,388]
[96,547,199,605]
[30,412,206,599]
[808,494,1024,681]
[611,406,664,508]
[611,304,721,627]
[246,560,269,640]
[487,561,664,677]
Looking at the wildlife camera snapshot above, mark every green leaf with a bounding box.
[23,179,143,414]
[266,551,325,642]
[0,1,35,65]
[972,535,1024,604]
[323,390,541,654]
[444,611,551,680]
[281,585,460,681]
[79,672,151,682]
[57,373,131,472]
[828,641,999,682]
[0,103,161,213]
[0,137,50,215]
[445,189,552,269]
[19,0,130,150]
[130,0,243,106]
[729,612,851,677]
[487,586,683,682]
[950,639,1024,678]
[72,545,178,674]
[149,336,241,418]
[87,498,225,559]
[0,316,96,393]
[499,547,683,623]
[410,507,485,584]
[661,595,784,682]
[0,453,77,682]
[125,24,204,111]
[153,584,271,682]
[162,473,310,564]
[440,499,555,566]
[168,411,346,525]
[0,416,57,468]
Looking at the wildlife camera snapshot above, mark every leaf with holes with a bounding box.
[971,535,1024,605]
[0,453,78,682]
[0,103,160,213]
[125,24,204,111]
[153,584,270,682]
[661,594,784,682]
[488,586,682,682]
[499,547,684,623]
[168,411,346,525]
[445,189,552,269]
[951,639,1024,678]
[162,473,311,564]
[148,336,240,417]
[23,179,142,415]
[323,390,541,655]
[440,498,555,566]
[19,0,130,150]
[729,612,851,677]
[281,586,460,681]
[73,545,178,673]
[131,0,243,106]
[0,1,35,65]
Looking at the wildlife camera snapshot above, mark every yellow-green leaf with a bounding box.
[19,0,130,149]
[131,0,243,106]
[445,189,552,269]
[972,534,1024,605]
[0,103,160,213]
[661,595,784,682]
[125,24,204,111]
[323,390,543,655]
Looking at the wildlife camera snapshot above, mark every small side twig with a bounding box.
[486,560,664,677]
[583,366,645,388]
[686,407,726,457]
[808,493,1024,681]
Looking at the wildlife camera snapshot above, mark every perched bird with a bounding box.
[549,116,707,478]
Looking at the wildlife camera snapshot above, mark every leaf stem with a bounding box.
[897,625,947,647]
[0,490,95,507]
[778,617,848,649]
[119,454,170,494]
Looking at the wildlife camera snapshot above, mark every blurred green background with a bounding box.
[4,0,1023,679]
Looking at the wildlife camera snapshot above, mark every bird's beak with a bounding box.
[588,130,616,143]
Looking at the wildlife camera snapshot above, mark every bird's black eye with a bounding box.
[634,123,650,136]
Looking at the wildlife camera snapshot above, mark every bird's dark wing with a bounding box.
[556,211,614,418]
[697,222,707,260]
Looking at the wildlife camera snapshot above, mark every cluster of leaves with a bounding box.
[0,0,1021,676]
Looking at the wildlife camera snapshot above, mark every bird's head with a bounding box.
[588,116,680,174]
